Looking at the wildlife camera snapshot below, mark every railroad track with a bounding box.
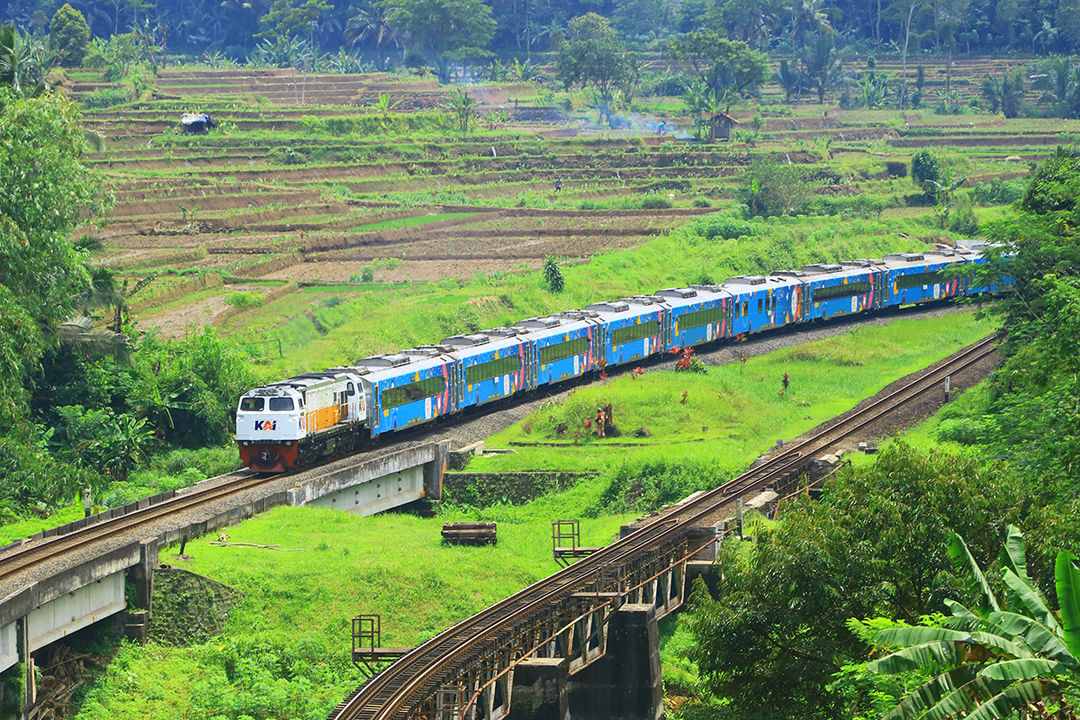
[328,334,999,720]
[0,470,279,586]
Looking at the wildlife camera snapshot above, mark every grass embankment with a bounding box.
[74,481,634,720]
[255,211,967,376]
[466,310,994,508]
[72,309,992,720]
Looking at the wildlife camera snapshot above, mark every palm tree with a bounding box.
[866,527,1080,719]
[801,32,847,104]
[0,24,46,97]
[775,58,805,102]
[1033,57,1080,119]
[982,69,1025,118]
[442,87,478,135]
[345,4,399,55]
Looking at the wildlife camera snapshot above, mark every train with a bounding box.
[235,243,1007,472]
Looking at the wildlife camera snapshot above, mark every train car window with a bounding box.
[347,383,355,396]
[240,397,264,411]
[896,271,941,289]
[382,376,446,409]
[814,280,871,301]
[757,298,763,314]
[466,355,521,385]
[612,320,660,346]
[742,300,749,316]
[269,397,295,411]
[539,336,589,365]
[680,307,722,329]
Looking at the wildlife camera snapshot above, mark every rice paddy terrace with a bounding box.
[72,60,1080,342]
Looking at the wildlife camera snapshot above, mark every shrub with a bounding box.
[697,213,753,240]
[911,149,941,199]
[542,256,565,293]
[972,177,1026,205]
[224,291,264,309]
[935,417,992,445]
[885,161,908,178]
[82,88,127,109]
[269,147,306,165]
[640,195,673,210]
[692,197,711,208]
[948,202,980,235]
[736,160,811,217]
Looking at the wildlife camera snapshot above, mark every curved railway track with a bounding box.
[328,334,999,720]
[0,470,279,586]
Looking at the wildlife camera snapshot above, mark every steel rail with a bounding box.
[0,470,280,584]
[329,334,998,720]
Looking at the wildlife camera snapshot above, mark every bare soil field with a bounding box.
[70,64,1080,340]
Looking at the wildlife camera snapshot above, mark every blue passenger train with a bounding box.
[236,243,1006,472]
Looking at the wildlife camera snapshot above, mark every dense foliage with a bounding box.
[0,91,258,519]
[9,0,1080,59]
[682,150,1080,720]
[685,443,1065,719]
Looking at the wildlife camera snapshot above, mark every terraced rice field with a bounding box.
[71,61,1080,341]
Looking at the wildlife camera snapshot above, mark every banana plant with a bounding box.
[866,526,1080,719]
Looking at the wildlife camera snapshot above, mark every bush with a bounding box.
[640,194,673,210]
[885,161,908,178]
[542,256,565,293]
[972,177,1026,205]
[948,203,980,235]
[224,291,264,309]
[911,149,941,199]
[736,160,811,217]
[935,417,993,445]
[269,147,306,165]
[696,213,753,240]
[692,197,711,208]
[81,88,127,109]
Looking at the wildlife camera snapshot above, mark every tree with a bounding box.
[1033,57,1080,119]
[737,159,811,217]
[49,4,91,67]
[258,0,335,46]
[0,90,110,328]
[927,168,966,228]
[686,443,1036,719]
[441,87,477,134]
[0,25,47,98]
[982,68,1025,118]
[776,57,805,102]
[668,31,770,109]
[543,256,565,292]
[801,32,847,104]
[555,13,629,126]
[345,2,399,54]
[971,149,1080,497]
[383,0,496,81]
[911,149,941,200]
[864,527,1080,719]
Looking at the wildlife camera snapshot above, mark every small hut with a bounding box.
[709,111,740,141]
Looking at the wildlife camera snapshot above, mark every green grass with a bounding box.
[467,310,994,480]
[254,212,974,378]
[344,212,479,232]
[74,484,635,720]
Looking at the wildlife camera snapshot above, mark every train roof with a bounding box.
[513,313,595,340]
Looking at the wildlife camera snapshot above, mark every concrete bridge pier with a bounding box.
[566,604,663,720]
[508,657,570,720]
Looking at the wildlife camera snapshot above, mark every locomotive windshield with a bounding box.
[240,397,264,411]
[269,397,296,411]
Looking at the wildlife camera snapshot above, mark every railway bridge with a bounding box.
[327,336,997,720]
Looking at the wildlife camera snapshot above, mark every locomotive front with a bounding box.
[236,386,305,472]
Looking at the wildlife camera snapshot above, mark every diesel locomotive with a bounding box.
[236,244,1006,472]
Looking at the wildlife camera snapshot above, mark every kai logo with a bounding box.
[254,420,278,431]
